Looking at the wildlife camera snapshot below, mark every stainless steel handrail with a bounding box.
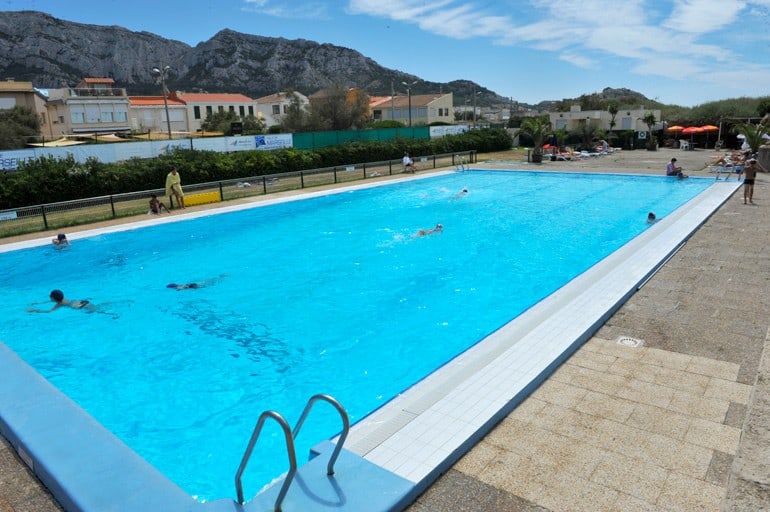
[291,393,350,476]
[235,410,297,510]
[234,394,350,510]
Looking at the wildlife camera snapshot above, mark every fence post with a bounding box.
[333,168,338,184]
[218,182,224,201]
[109,196,116,218]
[300,172,305,188]
[41,205,48,230]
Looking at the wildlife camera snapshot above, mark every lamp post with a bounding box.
[472,87,481,129]
[152,65,172,140]
[401,80,419,127]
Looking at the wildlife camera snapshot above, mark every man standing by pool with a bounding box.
[165,166,185,209]
[739,158,765,204]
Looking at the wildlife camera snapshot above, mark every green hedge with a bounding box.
[0,128,511,209]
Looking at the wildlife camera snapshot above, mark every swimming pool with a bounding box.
[0,170,721,506]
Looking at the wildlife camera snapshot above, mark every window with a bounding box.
[229,106,235,113]
[248,106,254,116]
[272,105,280,115]
[621,117,633,130]
[373,109,382,121]
[418,107,427,119]
[206,106,213,116]
[283,104,288,114]
[115,110,127,122]
[194,106,201,119]
[239,106,245,117]
[85,106,100,123]
[71,112,85,124]
[102,111,113,122]
[218,106,224,113]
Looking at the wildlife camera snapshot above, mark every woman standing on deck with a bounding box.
[165,167,185,209]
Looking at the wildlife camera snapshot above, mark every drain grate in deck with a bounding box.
[615,335,644,348]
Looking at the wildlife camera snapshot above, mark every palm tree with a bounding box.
[520,116,551,163]
[641,113,658,150]
[733,123,768,154]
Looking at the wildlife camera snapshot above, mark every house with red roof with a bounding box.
[128,95,188,137]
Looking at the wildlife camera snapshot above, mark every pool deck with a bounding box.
[2,148,770,511]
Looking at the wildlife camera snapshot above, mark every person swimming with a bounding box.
[166,274,227,290]
[28,289,97,313]
[415,223,443,237]
[166,282,200,290]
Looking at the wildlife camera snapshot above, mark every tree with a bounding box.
[641,113,658,150]
[733,123,768,153]
[281,90,308,132]
[0,106,41,149]
[519,116,550,162]
[200,110,264,135]
[306,84,370,131]
[608,102,619,132]
[572,120,598,149]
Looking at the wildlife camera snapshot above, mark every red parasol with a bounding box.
[681,126,704,147]
[666,125,685,132]
[700,125,719,148]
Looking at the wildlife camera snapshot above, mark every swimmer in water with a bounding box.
[415,223,443,237]
[27,289,97,313]
[166,274,227,290]
[52,233,70,246]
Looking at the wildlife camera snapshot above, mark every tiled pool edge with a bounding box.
[0,175,740,512]
[342,180,740,503]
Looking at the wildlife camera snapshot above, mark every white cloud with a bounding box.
[241,0,328,19]
[663,0,746,33]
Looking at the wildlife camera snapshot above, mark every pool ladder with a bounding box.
[454,154,468,171]
[234,393,350,511]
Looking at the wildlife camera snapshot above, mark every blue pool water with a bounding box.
[0,170,712,502]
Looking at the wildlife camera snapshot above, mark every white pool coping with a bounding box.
[341,176,740,490]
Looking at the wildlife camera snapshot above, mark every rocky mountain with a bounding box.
[0,11,505,105]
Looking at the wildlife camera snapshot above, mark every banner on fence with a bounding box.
[430,125,468,138]
[255,134,293,150]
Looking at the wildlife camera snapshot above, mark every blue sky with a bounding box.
[4,0,770,106]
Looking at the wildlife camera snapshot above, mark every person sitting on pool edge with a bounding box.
[27,289,97,313]
[666,158,688,179]
[149,194,170,214]
[415,223,443,237]
[647,212,657,223]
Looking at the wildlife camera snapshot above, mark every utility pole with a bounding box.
[152,65,172,140]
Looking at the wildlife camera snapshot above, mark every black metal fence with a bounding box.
[0,151,476,238]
